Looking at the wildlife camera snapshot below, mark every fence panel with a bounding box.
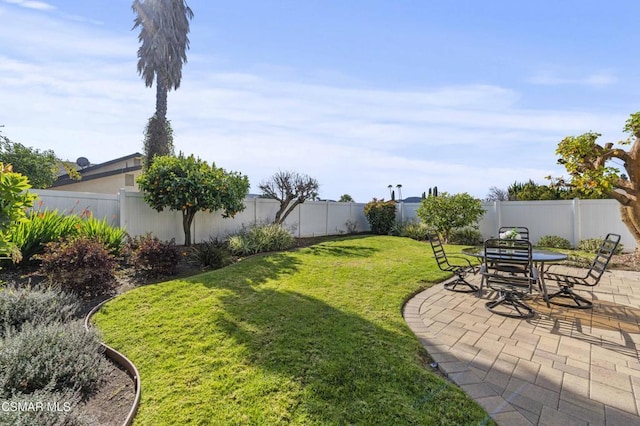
[33,190,638,251]
[33,189,120,226]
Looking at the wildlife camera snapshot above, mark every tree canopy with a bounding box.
[137,154,249,245]
[259,171,319,224]
[0,135,58,189]
[556,112,640,245]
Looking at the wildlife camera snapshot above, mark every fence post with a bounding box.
[326,201,330,236]
[118,189,127,230]
[572,198,581,248]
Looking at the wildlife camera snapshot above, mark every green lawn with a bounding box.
[93,235,494,425]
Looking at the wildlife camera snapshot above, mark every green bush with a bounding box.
[228,224,294,256]
[577,238,624,254]
[127,233,182,277]
[10,209,126,263]
[537,235,572,249]
[36,236,117,299]
[0,321,107,398]
[78,216,127,256]
[190,237,232,269]
[0,287,80,337]
[449,227,483,245]
[389,220,430,241]
[10,209,80,263]
[363,199,397,235]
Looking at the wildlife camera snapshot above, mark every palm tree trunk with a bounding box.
[156,74,168,121]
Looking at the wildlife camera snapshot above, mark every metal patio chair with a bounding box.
[480,238,539,319]
[498,226,530,241]
[544,233,621,309]
[427,230,478,293]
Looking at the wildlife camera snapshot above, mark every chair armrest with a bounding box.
[447,255,477,273]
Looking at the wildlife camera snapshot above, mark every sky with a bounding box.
[1,1,639,202]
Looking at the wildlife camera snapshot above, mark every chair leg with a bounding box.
[485,291,535,319]
[443,274,478,293]
[547,286,593,309]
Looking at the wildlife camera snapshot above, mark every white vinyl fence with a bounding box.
[33,189,370,244]
[402,199,637,252]
[32,189,637,251]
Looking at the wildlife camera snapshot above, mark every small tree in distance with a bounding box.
[137,154,249,246]
[416,192,485,243]
[339,194,354,203]
[259,171,319,225]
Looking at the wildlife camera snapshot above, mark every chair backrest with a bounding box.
[484,238,533,272]
[584,233,621,284]
[498,226,529,241]
[427,230,451,272]
[482,238,536,289]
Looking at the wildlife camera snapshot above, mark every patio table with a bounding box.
[462,246,568,302]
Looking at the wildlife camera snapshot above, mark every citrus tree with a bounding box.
[0,163,36,263]
[556,112,640,245]
[137,154,249,246]
[416,192,484,243]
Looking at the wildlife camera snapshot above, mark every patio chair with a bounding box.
[480,238,539,319]
[499,226,530,241]
[544,233,621,309]
[494,227,530,275]
[427,230,478,293]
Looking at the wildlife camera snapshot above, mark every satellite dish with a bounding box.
[76,157,90,168]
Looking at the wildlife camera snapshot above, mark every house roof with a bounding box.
[52,152,143,187]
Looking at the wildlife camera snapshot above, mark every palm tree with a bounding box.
[132,0,193,163]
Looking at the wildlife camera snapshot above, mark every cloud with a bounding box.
[0,4,631,201]
[3,0,55,11]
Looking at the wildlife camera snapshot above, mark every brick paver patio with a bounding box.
[404,266,640,425]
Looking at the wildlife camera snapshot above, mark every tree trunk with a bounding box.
[182,210,196,246]
[155,75,168,121]
[620,204,640,250]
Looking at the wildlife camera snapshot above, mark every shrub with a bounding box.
[0,287,80,337]
[0,321,107,398]
[449,227,483,245]
[0,321,107,397]
[190,237,232,269]
[228,224,294,256]
[363,199,397,235]
[127,233,182,277]
[416,192,484,243]
[10,209,127,264]
[537,235,572,249]
[10,209,80,263]
[577,238,624,254]
[78,216,127,256]
[389,220,429,241]
[36,236,117,299]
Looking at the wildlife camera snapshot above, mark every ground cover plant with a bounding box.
[92,235,493,425]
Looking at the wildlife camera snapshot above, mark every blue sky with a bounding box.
[1,0,639,201]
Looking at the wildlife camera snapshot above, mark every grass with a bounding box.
[92,235,494,425]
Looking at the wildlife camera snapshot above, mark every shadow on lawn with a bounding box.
[305,243,379,258]
[193,253,492,425]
